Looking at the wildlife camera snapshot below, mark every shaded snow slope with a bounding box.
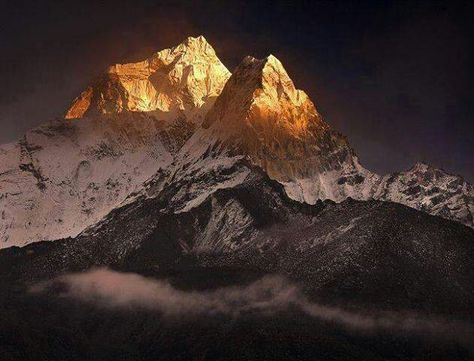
[375,162,473,227]
[0,114,174,248]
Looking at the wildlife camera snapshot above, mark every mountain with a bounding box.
[0,36,472,251]
[188,54,379,203]
[1,155,473,360]
[1,36,474,361]
[0,114,172,248]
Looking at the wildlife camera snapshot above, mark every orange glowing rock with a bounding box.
[65,36,231,119]
[201,54,346,180]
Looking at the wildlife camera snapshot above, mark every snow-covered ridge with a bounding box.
[375,162,473,227]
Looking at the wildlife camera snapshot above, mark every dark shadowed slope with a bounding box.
[1,163,473,320]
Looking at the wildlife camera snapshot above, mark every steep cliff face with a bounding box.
[202,55,348,174]
[65,36,230,120]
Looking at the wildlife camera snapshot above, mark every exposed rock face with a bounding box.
[203,55,346,174]
[65,36,230,119]
[3,164,473,320]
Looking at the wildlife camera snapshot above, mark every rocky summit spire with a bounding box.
[65,36,231,119]
[204,55,322,136]
[200,54,356,184]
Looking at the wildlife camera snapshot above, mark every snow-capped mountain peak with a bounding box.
[180,53,473,228]
[376,162,473,227]
[256,54,312,107]
[65,35,230,119]
[202,53,328,155]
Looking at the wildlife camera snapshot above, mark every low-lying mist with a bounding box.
[31,268,474,350]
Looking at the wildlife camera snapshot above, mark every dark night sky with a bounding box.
[0,1,472,180]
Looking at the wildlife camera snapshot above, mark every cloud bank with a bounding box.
[31,268,474,349]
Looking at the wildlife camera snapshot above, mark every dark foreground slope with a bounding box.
[1,164,473,314]
[1,286,473,361]
[1,164,473,360]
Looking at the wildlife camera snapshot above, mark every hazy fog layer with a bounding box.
[32,268,474,350]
